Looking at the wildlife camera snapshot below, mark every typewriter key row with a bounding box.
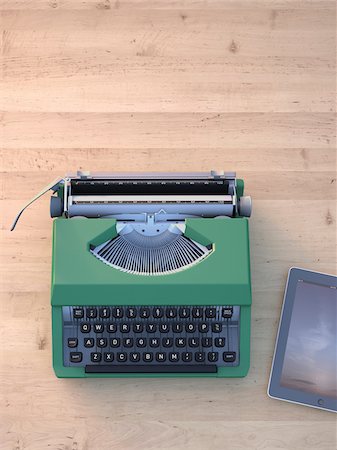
[79,322,224,334]
[70,351,236,364]
[69,337,226,348]
[73,306,233,320]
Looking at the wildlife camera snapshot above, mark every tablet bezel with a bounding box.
[268,267,337,413]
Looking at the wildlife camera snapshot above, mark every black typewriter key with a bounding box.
[153,307,163,318]
[94,323,104,333]
[201,337,212,348]
[80,323,91,333]
[110,338,121,348]
[215,337,225,347]
[172,323,183,333]
[186,323,196,333]
[166,307,177,318]
[120,323,130,333]
[123,338,133,348]
[198,323,209,333]
[192,307,202,318]
[70,352,82,363]
[99,307,110,319]
[162,337,173,348]
[91,352,102,362]
[156,352,166,362]
[97,338,107,348]
[222,307,233,319]
[133,323,143,333]
[126,307,137,318]
[67,338,78,348]
[86,307,97,319]
[182,352,192,362]
[179,307,190,318]
[143,352,153,362]
[195,352,205,362]
[84,338,94,348]
[140,307,150,318]
[159,323,169,333]
[208,352,218,362]
[169,352,179,362]
[223,352,236,363]
[107,323,117,333]
[149,338,159,348]
[176,337,186,347]
[73,308,84,319]
[212,323,222,333]
[130,352,140,362]
[188,337,199,348]
[112,307,123,318]
[117,352,127,362]
[146,323,157,333]
[205,307,216,318]
[104,352,114,362]
[136,338,146,348]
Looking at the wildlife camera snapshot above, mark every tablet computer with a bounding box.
[268,268,337,412]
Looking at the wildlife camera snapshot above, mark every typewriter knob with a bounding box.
[238,196,252,217]
[211,170,224,178]
[77,170,91,179]
[50,196,63,218]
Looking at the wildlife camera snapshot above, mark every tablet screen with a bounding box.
[280,280,337,399]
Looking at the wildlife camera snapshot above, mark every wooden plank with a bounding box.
[3,8,332,32]
[0,0,335,10]
[1,56,334,113]
[1,112,335,148]
[1,148,335,172]
[3,55,334,81]
[1,419,336,450]
[1,9,335,59]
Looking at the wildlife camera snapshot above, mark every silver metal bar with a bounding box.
[68,203,235,218]
[71,195,233,203]
[67,171,236,180]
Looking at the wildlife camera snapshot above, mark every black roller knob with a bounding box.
[50,196,63,218]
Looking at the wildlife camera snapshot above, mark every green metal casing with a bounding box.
[51,217,252,378]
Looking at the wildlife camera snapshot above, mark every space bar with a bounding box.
[85,364,217,374]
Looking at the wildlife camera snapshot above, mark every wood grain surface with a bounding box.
[0,1,336,449]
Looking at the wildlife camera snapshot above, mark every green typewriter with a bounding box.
[12,170,252,378]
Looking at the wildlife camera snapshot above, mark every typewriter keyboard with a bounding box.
[62,305,240,373]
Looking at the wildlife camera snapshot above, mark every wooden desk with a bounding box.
[0,1,336,449]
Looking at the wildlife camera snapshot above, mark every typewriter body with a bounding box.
[12,170,252,378]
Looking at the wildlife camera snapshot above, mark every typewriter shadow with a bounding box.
[60,376,253,421]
